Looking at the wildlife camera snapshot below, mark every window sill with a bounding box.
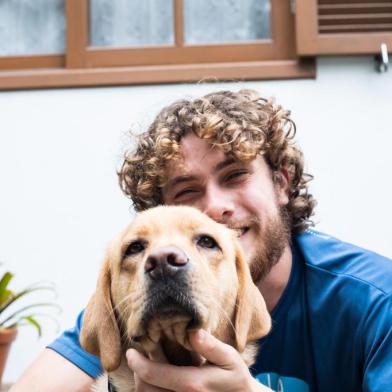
[0,59,315,91]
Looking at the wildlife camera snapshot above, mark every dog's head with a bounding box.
[80,206,271,371]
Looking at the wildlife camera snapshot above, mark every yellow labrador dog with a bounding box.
[80,206,271,392]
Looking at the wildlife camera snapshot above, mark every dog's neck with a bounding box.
[160,322,237,366]
[160,337,203,366]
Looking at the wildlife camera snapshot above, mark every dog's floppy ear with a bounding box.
[80,256,122,372]
[233,242,271,353]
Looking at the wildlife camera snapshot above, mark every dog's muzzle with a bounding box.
[142,246,201,329]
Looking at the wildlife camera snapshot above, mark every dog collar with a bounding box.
[108,377,117,392]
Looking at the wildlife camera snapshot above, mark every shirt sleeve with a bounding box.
[362,293,392,392]
[47,310,103,379]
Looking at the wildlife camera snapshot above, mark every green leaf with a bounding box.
[0,303,61,327]
[0,284,56,314]
[18,316,42,337]
[0,272,13,304]
[4,313,60,334]
[0,290,13,307]
[0,271,58,336]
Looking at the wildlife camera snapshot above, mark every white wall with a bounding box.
[1,56,391,383]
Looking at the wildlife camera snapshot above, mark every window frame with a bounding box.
[0,0,315,90]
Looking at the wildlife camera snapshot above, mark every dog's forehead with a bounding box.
[127,206,227,238]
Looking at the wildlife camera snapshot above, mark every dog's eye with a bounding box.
[125,241,145,256]
[196,235,219,250]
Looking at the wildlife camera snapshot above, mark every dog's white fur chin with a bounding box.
[91,374,107,392]
[93,359,135,392]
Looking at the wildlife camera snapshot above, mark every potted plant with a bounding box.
[0,269,58,386]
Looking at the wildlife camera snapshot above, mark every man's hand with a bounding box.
[126,329,271,392]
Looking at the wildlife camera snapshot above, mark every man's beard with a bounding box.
[249,206,291,284]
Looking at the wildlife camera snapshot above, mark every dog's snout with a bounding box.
[145,246,189,279]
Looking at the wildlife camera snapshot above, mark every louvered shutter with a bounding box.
[295,0,392,55]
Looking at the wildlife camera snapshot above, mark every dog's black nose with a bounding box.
[145,246,189,280]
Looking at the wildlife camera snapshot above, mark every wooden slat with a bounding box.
[270,0,296,57]
[319,2,392,8]
[319,3,392,14]
[65,0,88,68]
[317,32,392,53]
[295,0,319,54]
[174,0,184,47]
[319,9,392,34]
[84,41,285,68]
[320,23,392,32]
[0,55,64,70]
[320,18,392,32]
[319,13,392,23]
[318,0,389,4]
[320,12,392,19]
[0,59,315,91]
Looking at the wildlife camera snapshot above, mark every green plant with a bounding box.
[0,270,59,336]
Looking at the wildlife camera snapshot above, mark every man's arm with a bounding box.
[10,349,94,392]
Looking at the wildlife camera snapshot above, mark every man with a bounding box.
[11,90,392,391]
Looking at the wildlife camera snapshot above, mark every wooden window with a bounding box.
[0,0,314,90]
[295,0,392,55]
[0,0,66,70]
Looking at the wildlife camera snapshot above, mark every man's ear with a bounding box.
[80,256,122,372]
[274,168,290,207]
[233,242,271,353]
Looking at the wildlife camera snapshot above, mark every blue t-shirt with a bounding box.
[48,230,392,391]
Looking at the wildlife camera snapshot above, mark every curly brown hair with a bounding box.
[118,89,316,233]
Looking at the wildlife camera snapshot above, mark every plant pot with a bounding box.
[0,328,17,387]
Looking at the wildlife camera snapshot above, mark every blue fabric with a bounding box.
[250,230,392,392]
[47,311,103,378]
[48,230,392,391]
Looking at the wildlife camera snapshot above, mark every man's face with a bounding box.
[161,133,290,282]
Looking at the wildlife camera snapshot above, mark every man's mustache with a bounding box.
[225,216,261,231]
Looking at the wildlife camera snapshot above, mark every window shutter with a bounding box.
[295,0,392,55]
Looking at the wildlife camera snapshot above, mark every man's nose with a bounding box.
[202,186,235,223]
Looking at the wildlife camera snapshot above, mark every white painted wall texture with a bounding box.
[1,56,391,383]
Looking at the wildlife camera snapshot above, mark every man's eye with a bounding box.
[125,241,145,256]
[225,171,248,182]
[174,189,197,199]
[196,235,220,250]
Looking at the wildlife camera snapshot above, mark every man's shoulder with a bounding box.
[294,229,392,295]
